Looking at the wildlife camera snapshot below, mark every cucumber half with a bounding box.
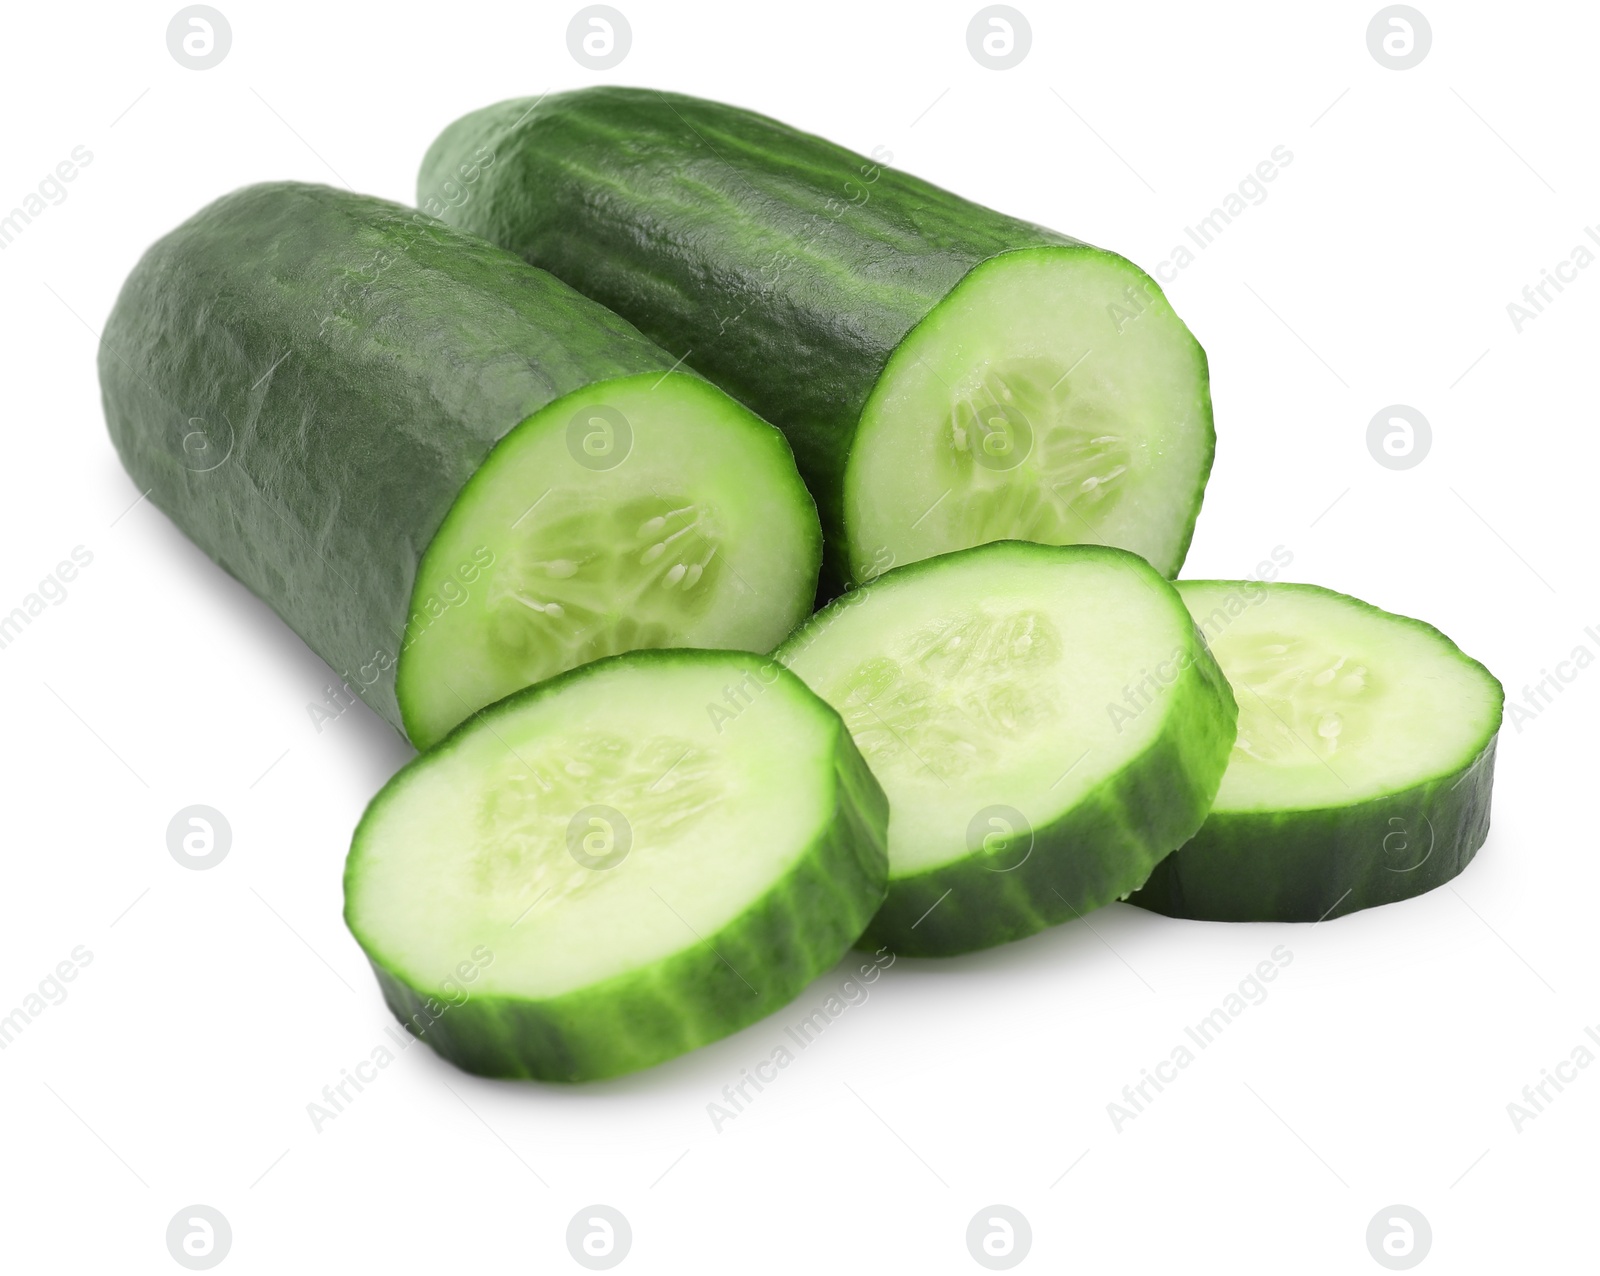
[776,542,1237,956]
[344,649,888,1082]
[419,89,1213,591]
[1130,582,1504,922]
[99,183,821,753]
[397,373,821,749]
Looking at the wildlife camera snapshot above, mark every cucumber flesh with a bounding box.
[1130,582,1504,922]
[777,542,1236,956]
[397,373,821,749]
[345,650,888,1081]
[848,246,1211,583]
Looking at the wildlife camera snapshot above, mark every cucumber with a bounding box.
[419,89,1214,591]
[99,182,821,749]
[1130,582,1504,922]
[343,649,888,1081]
[775,541,1236,956]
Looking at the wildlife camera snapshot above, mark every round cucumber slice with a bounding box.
[846,247,1212,584]
[776,542,1237,956]
[345,649,888,1082]
[1130,581,1504,922]
[396,372,821,750]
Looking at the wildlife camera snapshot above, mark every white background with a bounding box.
[1,0,1594,1271]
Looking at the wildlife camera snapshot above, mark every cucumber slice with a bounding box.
[344,650,888,1081]
[100,183,821,750]
[776,542,1236,956]
[419,89,1213,590]
[1130,582,1504,922]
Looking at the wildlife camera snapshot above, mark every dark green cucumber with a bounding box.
[776,542,1236,956]
[1130,581,1504,922]
[343,649,888,1081]
[100,182,821,748]
[419,89,1214,591]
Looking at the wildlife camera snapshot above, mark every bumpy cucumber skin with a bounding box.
[418,89,1211,589]
[99,182,764,737]
[344,651,890,1082]
[1128,739,1498,922]
[778,543,1238,957]
[1130,583,1505,922]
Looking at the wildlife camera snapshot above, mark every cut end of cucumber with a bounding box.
[845,246,1212,584]
[346,649,889,1080]
[1179,581,1503,812]
[396,373,821,750]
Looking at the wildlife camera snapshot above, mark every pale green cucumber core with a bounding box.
[486,495,723,666]
[474,732,724,904]
[846,247,1211,582]
[1179,582,1502,812]
[783,547,1191,877]
[396,373,818,749]
[355,658,834,1000]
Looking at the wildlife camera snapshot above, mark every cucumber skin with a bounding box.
[418,89,1208,588]
[1128,738,1497,922]
[345,651,890,1082]
[779,543,1239,958]
[99,182,690,736]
